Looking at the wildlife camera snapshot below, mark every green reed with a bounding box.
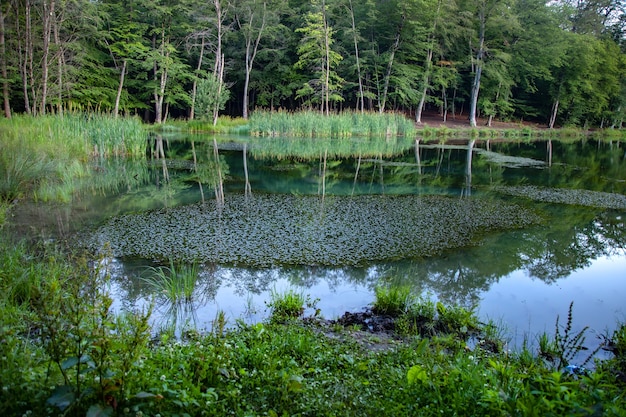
[0,114,147,203]
[247,135,415,160]
[141,261,201,305]
[248,110,417,138]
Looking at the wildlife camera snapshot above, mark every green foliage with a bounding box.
[195,75,231,122]
[1,241,625,417]
[266,288,318,323]
[373,285,478,339]
[373,284,413,317]
[0,241,152,416]
[538,302,603,370]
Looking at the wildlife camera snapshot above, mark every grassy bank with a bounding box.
[0,239,624,417]
[166,111,626,143]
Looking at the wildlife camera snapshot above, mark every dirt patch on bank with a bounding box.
[416,110,546,130]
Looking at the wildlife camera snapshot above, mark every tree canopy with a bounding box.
[1,0,625,127]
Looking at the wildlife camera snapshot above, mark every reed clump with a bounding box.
[248,110,417,138]
[0,114,147,203]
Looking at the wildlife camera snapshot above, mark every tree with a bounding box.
[464,0,517,127]
[0,3,11,118]
[141,0,191,123]
[195,73,230,121]
[100,0,149,117]
[233,0,282,119]
[295,0,343,114]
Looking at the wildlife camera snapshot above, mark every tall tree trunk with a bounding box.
[322,0,330,115]
[153,30,168,124]
[213,53,224,126]
[380,15,404,114]
[40,0,55,115]
[21,0,34,114]
[469,8,485,128]
[415,48,433,124]
[0,6,11,118]
[190,36,205,120]
[347,0,364,113]
[52,7,64,115]
[212,0,226,126]
[549,99,559,129]
[113,60,126,118]
[238,2,266,120]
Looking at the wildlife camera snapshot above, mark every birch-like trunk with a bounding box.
[40,0,55,115]
[189,36,205,120]
[347,0,364,113]
[469,8,485,128]
[0,6,11,118]
[549,99,559,129]
[238,2,266,120]
[379,16,404,113]
[416,48,433,124]
[113,60,126,118]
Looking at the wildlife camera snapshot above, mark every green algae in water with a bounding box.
[88,194,541,267]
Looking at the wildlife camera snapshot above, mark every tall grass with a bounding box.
[248,110,417,138]
[0,114,147,203]
[0,113,146,159]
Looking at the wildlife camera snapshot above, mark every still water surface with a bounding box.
[12,134,626,350]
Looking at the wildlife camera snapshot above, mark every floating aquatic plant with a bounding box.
[86,193,541,267]
[476,149,547,168]
[494,185,626,209]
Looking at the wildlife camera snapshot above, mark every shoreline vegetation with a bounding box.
[0,239,624,416]
[1,112,626,415]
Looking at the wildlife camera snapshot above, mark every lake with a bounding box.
[9,134,626,352]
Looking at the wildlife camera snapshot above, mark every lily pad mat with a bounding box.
[88,194,540,267]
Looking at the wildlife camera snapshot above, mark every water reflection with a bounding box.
[10,135,626,343]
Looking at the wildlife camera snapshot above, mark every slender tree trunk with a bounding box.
[549,99,559,129]
[40,0,55,115]
[213,54,224,126]
[212,0,226,126]
[190,36,205,120]
[321,0,330,115]
[469,9,485,128]
[53,7,64,115]
[0,6,11,118]
[14,1,31,114]
[153,30,168,124]
[113,60,127,118]
[380,16,404,114]
[347,0,364,113]
[238,2,266,120]
[416,48,433,124]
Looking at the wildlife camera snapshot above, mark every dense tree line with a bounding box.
[0,0,625,127]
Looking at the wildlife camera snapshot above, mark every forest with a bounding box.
[1,0,625,128]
